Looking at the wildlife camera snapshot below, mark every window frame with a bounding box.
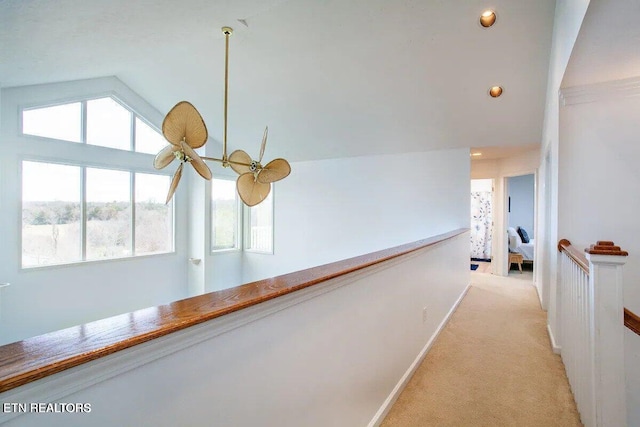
[19,94,166,155]
[20,157,176,270]
[16,87,176,270]
[210,176,242,254]
[243,186,275,255]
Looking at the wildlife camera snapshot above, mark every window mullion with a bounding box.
[243,204,249,250]
[81,101,88,144]
[131,172,136,256]
[237,192,243,250]
[130,113,136,152]
[81,166,87,260]
[81,101,87,259]
[130,116,137,256]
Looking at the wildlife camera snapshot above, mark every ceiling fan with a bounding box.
[153,27,291,206]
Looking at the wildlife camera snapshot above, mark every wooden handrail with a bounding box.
[625,308,640,337]
[0,228,469,393]
[557,239,589,274]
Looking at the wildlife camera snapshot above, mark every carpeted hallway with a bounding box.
[381,273,582,427]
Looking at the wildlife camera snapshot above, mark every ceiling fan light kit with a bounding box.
[154,27,291,206]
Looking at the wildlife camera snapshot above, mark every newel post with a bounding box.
[585,241,628,427]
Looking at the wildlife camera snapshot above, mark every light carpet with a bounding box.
[381,273,582,427]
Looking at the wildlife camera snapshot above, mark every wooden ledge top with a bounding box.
[0,228,468,393]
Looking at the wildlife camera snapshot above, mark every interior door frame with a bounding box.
[470,178,495,264]
[500,170,538,278]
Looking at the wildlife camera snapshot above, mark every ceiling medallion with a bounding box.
[154,27,291,206]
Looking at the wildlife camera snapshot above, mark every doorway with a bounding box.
[470,179,493,273]
[506,174,535,276]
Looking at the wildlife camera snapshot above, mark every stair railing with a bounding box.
[557,239,628,427]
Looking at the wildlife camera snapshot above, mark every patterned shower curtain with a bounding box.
[470,191,492,260]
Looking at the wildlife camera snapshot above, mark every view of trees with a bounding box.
[211,199,236,250]
[22,200,171,267]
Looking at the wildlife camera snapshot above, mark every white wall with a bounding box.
[0,84,6,320]
[626,329,640,426]
[470,178,492,193]
[1,232,470,427]
[559,87,640,425]
[241,149,470,283]
[0,78,190,345]
[507,174,535,234]
[538,0,590,339]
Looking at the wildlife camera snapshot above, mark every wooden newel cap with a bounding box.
[558,239,571,253]
[585,241,629,256]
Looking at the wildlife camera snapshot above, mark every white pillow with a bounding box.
[507,227,522,250]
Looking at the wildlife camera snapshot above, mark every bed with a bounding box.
[508,227,534,261]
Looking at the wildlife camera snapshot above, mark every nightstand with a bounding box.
[509,253,523,273]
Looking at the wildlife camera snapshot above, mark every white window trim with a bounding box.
[4,77,163,140]
[19,158,176,270]
[20,94,163,154]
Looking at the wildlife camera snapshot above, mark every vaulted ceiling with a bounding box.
[0,0,555,162]
[563,0,640,88]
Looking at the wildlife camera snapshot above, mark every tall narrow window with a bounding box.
[22,103,82,143]
[22,162,82,267]
[135,173,173,254]
[245,190,274,253]
[86,168,132,260]
[211,178,239,251]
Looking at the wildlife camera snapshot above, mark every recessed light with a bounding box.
[471,152,482,157]
[480,10,497,27]
[489,86,503,98]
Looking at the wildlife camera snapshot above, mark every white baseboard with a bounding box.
[547,324,561,354]
[534,281,544,309]
[368,283,471,427]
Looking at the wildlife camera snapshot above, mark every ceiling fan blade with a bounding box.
[228,150,252,175]
[257,158,291,183]
[258,126,268,163]
[154,145,176,169]
[162,101,208,148]
[181,142,212,180]
[237,173,271,207]
[166,163,184,204]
